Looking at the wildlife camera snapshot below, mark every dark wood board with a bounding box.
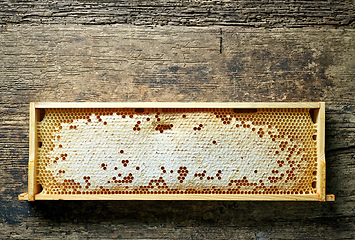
[0,0,354,27]
[0,8,354,239]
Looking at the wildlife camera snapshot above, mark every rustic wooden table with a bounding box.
[1,1,354,239]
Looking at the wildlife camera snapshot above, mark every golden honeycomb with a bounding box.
[36,107,318,195]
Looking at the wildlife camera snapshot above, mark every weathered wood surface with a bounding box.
[0,18,354,240]
[0,0,355,27]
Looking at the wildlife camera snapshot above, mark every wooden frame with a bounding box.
[18,102,334,201]
[27,103,42,201]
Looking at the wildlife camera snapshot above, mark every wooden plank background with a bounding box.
[0,0,354,239]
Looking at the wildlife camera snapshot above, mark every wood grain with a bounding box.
[0,0,354,28]
[1,23,354,239]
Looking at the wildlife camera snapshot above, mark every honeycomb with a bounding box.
[36,107,318,195]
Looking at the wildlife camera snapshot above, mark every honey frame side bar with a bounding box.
[316,102,326,201]
[28,103,41,201]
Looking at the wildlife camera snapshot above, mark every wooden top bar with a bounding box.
[34,102,321,109]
